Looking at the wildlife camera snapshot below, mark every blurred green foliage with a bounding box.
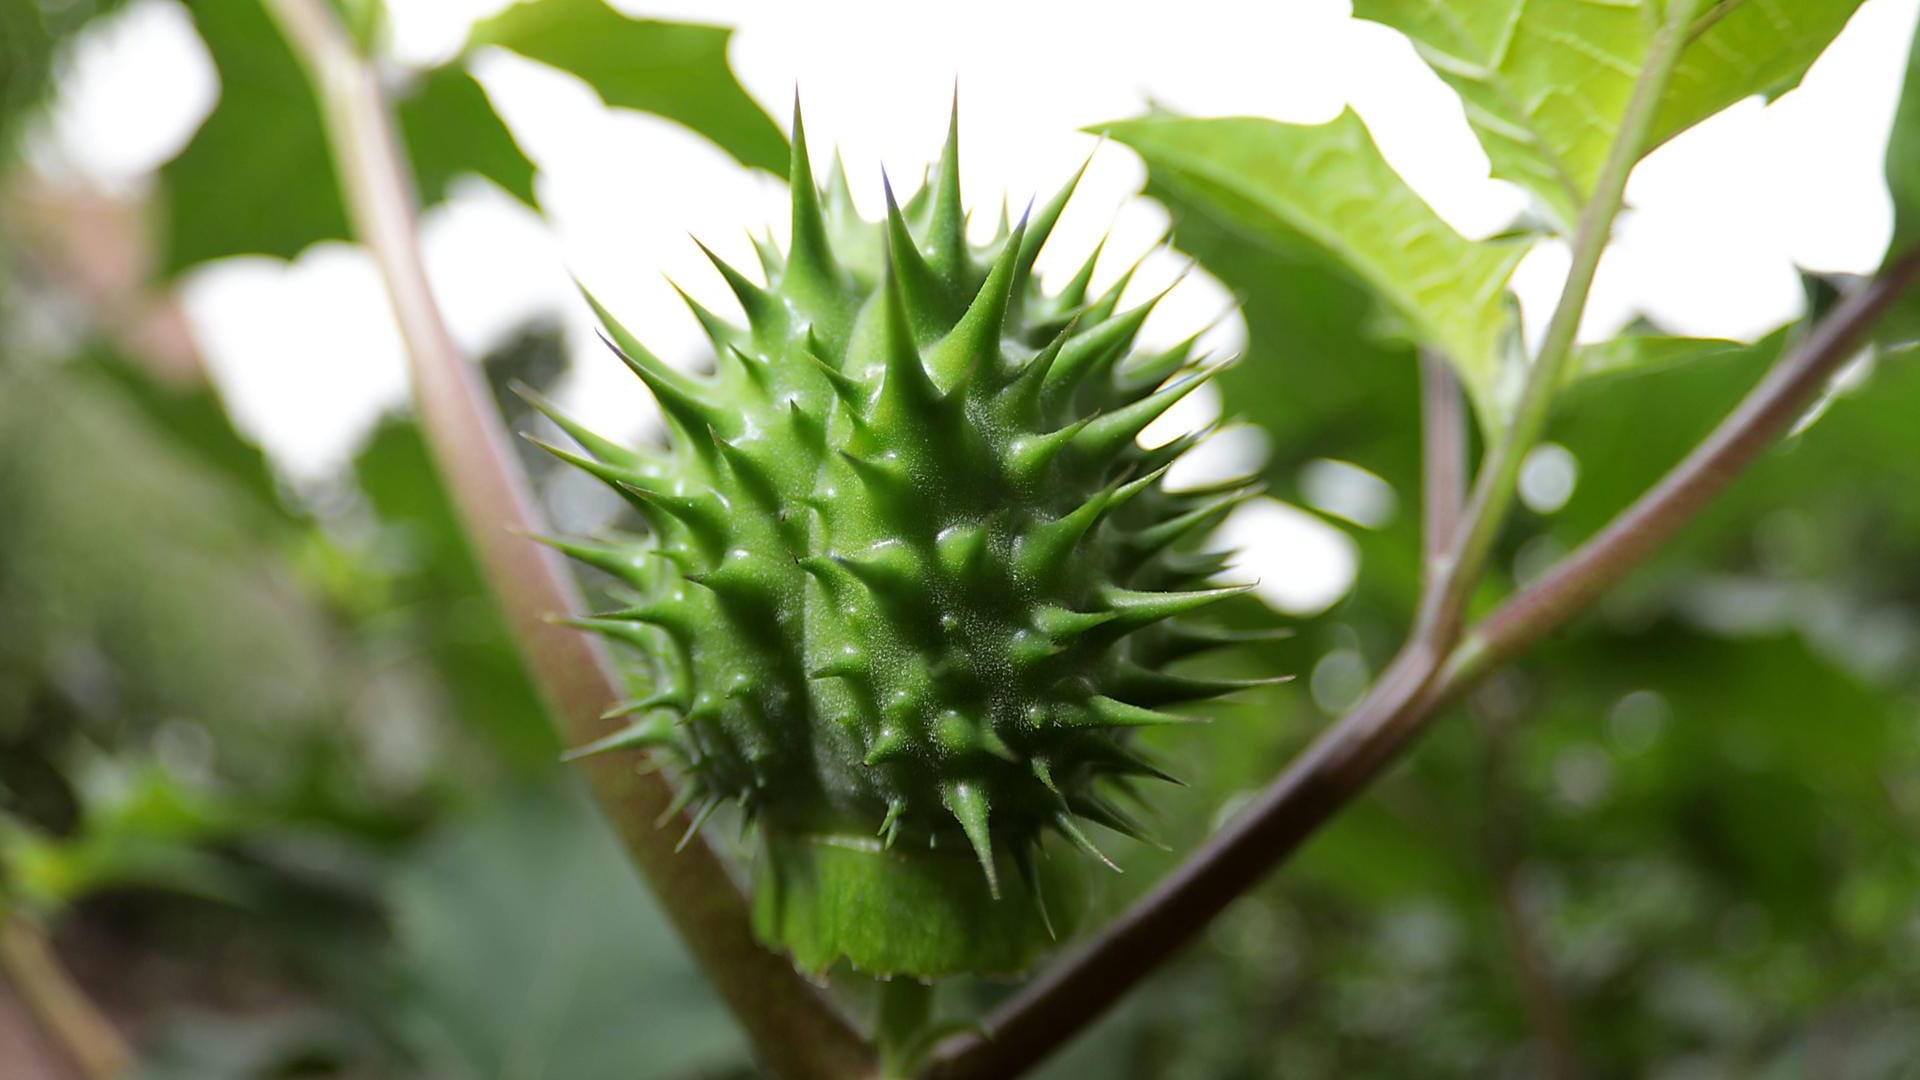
[1352,0,1866,230]
[159,0,778,272]
[469,0,788,174]
[4,0,1920,1076]
[0,0,128,151]
[0,327,753,1075]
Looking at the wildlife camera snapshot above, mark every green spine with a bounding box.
[538,107,1267,978]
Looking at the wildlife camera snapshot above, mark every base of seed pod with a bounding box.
[752,829,1083,979]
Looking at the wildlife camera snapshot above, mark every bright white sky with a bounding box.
[31,0,1920,614]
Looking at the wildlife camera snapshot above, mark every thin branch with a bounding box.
[1493,865,1578,1078]
[255,2,870,1075]
[1476,707,1578,1080]
[0,916,130,1080]
[1420,349,1470,585]
[1431,0,1704,639]
[1447,244,1920,688]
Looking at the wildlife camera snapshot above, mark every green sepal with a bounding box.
[751,830,1079,978]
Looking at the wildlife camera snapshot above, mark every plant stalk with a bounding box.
[876,979,937,1079]
[1476,708,1578,1080]
[0,915,130,1080]
[1420,349,1470,583]
[255,1,870,1075]
[1450,244,1920,686]
[1430,0,1704,638]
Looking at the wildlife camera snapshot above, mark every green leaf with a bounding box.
[1548,328,1787,542]
[0,357,346,767]
[1101,111,1524,428]
[469,0,787,174]
[402,65,538,209]
[1568,332,1754,384]
[1121,167,1436,638]
[1528,624,1912,931]
[2,763,249,913]
[161,1,536,273]
[1880,6,1920,346]
[387,782,749,1078]
[161,0,345,271]
[1119,156,1431,630]
[1892,9,1920,254]
[1134,168,1422,500]
[85,346,287,520]
[1577,334,1920,566]
[1548,315,1920,583]
[1177,190,1424,499]
[1358,0,1866,230]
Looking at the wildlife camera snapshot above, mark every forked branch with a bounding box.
[1429,0,1704,638]
[1452,246,1920,684]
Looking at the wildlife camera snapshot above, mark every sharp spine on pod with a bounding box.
[536,99,1281,980]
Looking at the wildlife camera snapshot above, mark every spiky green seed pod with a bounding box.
[538,107,1269,979]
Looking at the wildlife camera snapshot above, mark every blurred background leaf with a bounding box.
[467,0,787,175]
[0,0,130,153]
[1355,0,1867,230]
[1102,111,1525,429]
[157,0,781,275]
[1880,6,1920,347]
[385,781,748,1079]
[159,0,537,273]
